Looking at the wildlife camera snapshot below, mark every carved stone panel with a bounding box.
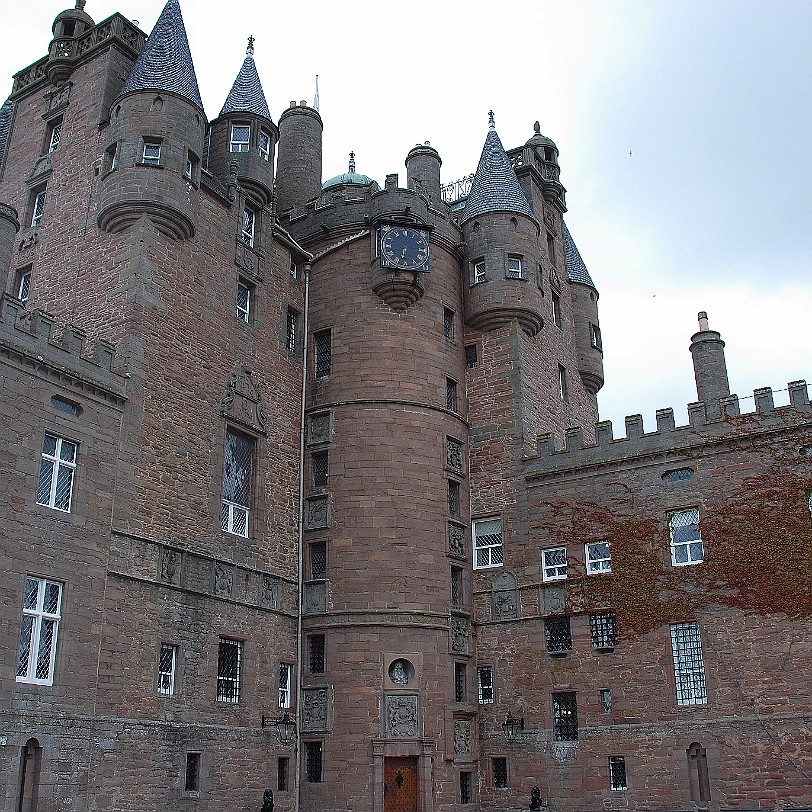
[446,438,463,473]
[454,720,472,755]
[385,694,419,738]
[301,687,330,732]
[159,547,182,586]
[492,571,519,620]
[448,522,466,558]
[259,575,281,609]
[541,585,567,616]
[304,496,330,530]
[220,363,267,435]
[451,617,468,653]
[307,412,331,445]
[303,580,327,613]
[212,562,235,599]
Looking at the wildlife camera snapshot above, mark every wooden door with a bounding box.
[384,757,418,812]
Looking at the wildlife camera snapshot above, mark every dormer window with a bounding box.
[231,125,250,153]
[259,130,271,161]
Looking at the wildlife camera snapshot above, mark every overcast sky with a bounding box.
[4,0,810,433]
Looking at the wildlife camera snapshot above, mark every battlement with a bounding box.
[0,295,127,401]
[527,381,811,475]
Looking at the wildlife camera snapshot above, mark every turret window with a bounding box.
[507,256,524,279]
[230,125,250,153]
[185,151,199,182]
[242,207,256,247]
[141,139,161,166]
[591,323,602,350]
[259,130,271,161]
[471,259,486,285]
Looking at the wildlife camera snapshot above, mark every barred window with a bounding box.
[552,691,578,741]
[314,329,332,377]
[473,517,503,569]
[600,688,613,715]
[230,124,250,153]
[37,434,77,512]
[609,756,627,790]
[221,430,253,537]
[312,450,329,488]
[277,757,289,791]
[286,307,299,352]
[448,480,460,518]
[310,541,327,580]
[586,541,611,574]
[670,622,707,705]
[541,546,567,582]
[309,634,325,674]
[446,378,458,412]
[236,280,252,323]
[669,508,703,566]
[451,565,463,607]
[17,577,62,685]
[477,666,493,704]
[492,757,508,789]
[443,308,455,340]
[305,742,323,783]
[544,616,572,653]
[590,612,618,649]
[465,344,478,369]
[278,662,292,708]
[157,643,177,696]
[454,662,467,703]
[460,771,472,804]
[216,638,242,703]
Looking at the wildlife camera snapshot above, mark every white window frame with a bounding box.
[142,140,161,166]
[37,434,77,512]
[31,189,47,228]
[17,268,32,304]
[278,662,293,708]
[669,508,703,566]
[236,280,251,323]
[558,364,568,401]
[586,541,611,575]
[158,643,177,696]
[221,430,253,538]
[230,124,251,153]
[506,256,523,279]
[541,546,567,582]
[670,621,707,706]
[477,665,493,704]
[217,637,242,703]
[48,121,62,153]
[242,207,256,248]
[473,517,503,570]
[259,129,271,161]
[17,577,62,685]
[472,259,486,285]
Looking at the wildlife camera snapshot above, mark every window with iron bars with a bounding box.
[590,612,618,649]
[309,634,325,674]
[286,307,299,353]
[37,434,76,512]
[492,757,508,789]
[448,480,460,518]
[314,329,332,377]
[454,662,467,702]
[277,757,289,791]
[310,541,327,580]
[312,450,328,488]
[157,643,177,696]
[552,691,578,741]
[305,742,323,782]
[451,566,463,607]
[443,308,455,340]
[465,344,478,369]
[670,622,707,705]
[216,637,242,703]
[477,665,493,704]
[460,771,472,804]
[609,756,627,790]
[446,378,458,412]
[221,430,253,537]
[544,616,572,653]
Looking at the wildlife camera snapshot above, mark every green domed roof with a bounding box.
[322,152,375,190]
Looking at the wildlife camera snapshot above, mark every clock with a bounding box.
[379,224,430,272]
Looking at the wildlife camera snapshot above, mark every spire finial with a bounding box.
[349,151,356,173]
[313,75,320,111]
[246,35,255,56]
[534,121,541,135]
[488,110,495,129]
[75,0,86,9]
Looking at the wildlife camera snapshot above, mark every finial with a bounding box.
[534,121,541,134]
[488,110,495,129]
[313,75,320,111]
[246,35,255,56]
[75,0,86,9]
[698,311,710,332]
[349,151,356,173]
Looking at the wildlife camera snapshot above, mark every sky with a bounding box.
[3,0,810,432]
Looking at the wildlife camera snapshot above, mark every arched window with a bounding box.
[18,738,42,812]
[687,742,710,802]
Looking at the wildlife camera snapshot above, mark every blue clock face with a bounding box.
[379,225,430,272]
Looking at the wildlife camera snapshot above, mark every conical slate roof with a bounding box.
[121,0,203,110]
[220,53,272,120]
[563,222,596,288]
[461,121,536,226]
[0,98,13,169]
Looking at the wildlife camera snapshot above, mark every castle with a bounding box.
[1,2,811,812]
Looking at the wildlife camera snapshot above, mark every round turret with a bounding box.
[47,1,95,85]
[526,120,559,164]
[276,101,324,211]
[405,141,442,204]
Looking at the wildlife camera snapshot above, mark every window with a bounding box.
[290,260,297,279]
[286,307,300,353]
[591,323,602,350]
[663,467,694,484]
[551,291,562,328]
[16,267,32,303]
[17,577,62,685]
[558,364,568,401]
[230,124,250,152]
[236,280,252,323]
[451,565,463,607]
[106,142,118,171]
[600,688,613,715]
[304,742,323,783]
[18,739,42,811]
[259,129,271,161]
[687,742,711,802]
[47,119,62,153]
[185,752,201,792]
[312,450,328,488]
[669,508,703,566]
[447,480,460,518]
[473,517,503,569]
[541,547,567,582]
[242,207,256,247]
[142,140,161,166]
[278,757,289,791]
[216,637,242,703]
[221,430,253,537]
[544,616,572,653]
[158,643,177,695]
[471,259,485,285]
[185,151,198,181]
[465,344,478,369]
[670,622,707,705]
[454,662,467,702]
[446,378,458,412]
[477,665,493,704]
[308,634,325,674]
[460,771,472,804]
[609,756,627,791]
[31,188,47,228]
[507,256,523,279]
[586,541,611,574]
[37,434,76,512]
[51,396,79,416]
[310,541,327,579]
[546,232,555,264]
[590,612,618,649]
[314,329,332,377]
[278,662,292,708]
[492,757,508,789]
[552,691,578,741]
[443,307,455,340]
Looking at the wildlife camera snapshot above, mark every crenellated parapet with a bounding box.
[527,380,811,476]
[0,294,127,402]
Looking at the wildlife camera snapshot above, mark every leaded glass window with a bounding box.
[473,517,503,569]
[230,124,250,152]
[541,546,567,581]
[477,666,493,704]
[48,121,62,152]
[259,129,271,161]
[278,662,292,708]
[216,637,242,703]
[552,691,578,741]
[312,450,328,488]
[37,434,76,512]
[31,189,47,228]
[669,508,703,566]
[242,207,256,247]
[448,480,460,518]
[310,541,327,580]
[544,616,572,653]
[314,329,332,377]
[454,662,466,702]
[609,756,627,790]
[158,643,177,696]
[443,307,455,339]
[492,757,508,788]
[305,742,323,782]
[586,541,611,574]
[221,430,253,537]
[670,622,707,705]
[451,566,463,607]
[446,378,458,411]
[17,577,62,685]
[465,344,478,368]
[237,280,251,322]
[309,634,325,674]
[590,612,618,649]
